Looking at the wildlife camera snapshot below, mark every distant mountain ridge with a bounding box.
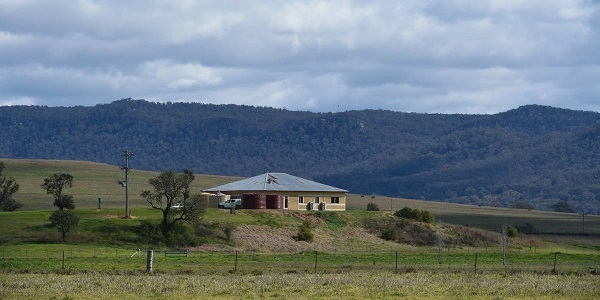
[1,99,599,213]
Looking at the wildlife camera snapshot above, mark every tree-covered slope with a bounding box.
[1,99,599,212]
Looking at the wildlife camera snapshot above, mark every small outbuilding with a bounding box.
[203,173,348,211]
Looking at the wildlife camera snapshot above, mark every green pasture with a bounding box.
[1,207,598,276]
[1,243,598,275]
[2,206,599,252]
[2,159,600,268]
[4,158,599,236]
[2,158,600,299]
[0,207,306,246]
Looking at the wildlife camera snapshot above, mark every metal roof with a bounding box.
[203,173,348,193]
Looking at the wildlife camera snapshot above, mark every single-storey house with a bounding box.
[203,173,348,211]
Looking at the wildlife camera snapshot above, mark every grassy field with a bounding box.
[1,242,598,274]
[347,194,600,235]
[2,272,598,300]
[4,158,599,236]
[2,159,238,210]
[2,158,600,299]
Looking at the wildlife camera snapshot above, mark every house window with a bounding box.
[298,196,304,204]
[314,196,320,204]
[284,196,289,209]
[331,197,340,204]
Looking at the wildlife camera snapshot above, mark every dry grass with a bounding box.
[2,158,238,210]
[1,272,598,299]
[347,194,600,235]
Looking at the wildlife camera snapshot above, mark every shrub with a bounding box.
[380,228,398,241]
[417,210,435,223]
[394,207,416,219]
[295,220,314,242]
[394,207,435,223]
[366,202,380,211]
[1,198,23,212]
[138,221,164,244]
[164,222,200,247]
[222,222,237,241]
[506,225,519,238]
[515,223,536,234]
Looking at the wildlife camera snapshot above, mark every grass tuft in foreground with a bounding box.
[1,272,599,300]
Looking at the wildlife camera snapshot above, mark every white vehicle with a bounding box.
[218,199,242,209]
[171,203,184,209]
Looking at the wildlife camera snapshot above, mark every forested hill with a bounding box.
[2,99,600,213]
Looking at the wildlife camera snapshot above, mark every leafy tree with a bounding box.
[366,202,380,211]
[0,162,23,211]
[141,169,206,236]
[41,173,75,210]
[49,210,80,242]
[552,201,575,213]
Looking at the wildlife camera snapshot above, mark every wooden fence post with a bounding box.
[395,251,398,274]
[314,251,318,274]
[146,250,154,273]
[234,251,238,272]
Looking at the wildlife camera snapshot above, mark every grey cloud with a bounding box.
[1,0,600,114]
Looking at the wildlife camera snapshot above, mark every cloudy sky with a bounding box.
[1,0,600,114]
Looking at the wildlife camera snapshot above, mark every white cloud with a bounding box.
[0,0,599,114]
[140,60,222,90]
[0,96,37,106]
[271,1,374,33]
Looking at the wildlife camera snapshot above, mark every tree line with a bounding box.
[1,99,600,213]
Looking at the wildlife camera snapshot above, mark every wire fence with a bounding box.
[1,247,598,275]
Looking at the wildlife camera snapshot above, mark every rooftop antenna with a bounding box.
[120,150,133,218]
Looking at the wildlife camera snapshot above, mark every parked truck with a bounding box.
[218,198,242,209]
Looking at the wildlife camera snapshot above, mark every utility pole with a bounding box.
[121,150,133,218]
